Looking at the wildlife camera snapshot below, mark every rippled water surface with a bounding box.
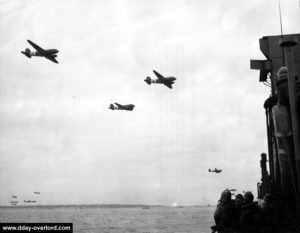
[0,206,215,233]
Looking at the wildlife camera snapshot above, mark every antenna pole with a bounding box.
[278,0,284,36]
[277,0,286,65]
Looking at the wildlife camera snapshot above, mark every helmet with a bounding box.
[277,67,287,79]
[235,194,244,200]
[220,189,231,201]
[244,191,254,203]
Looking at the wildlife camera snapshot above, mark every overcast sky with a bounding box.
[0,0,299,206]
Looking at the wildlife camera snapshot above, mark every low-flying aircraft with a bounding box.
[144,70,176,89]
[11,195,17,198]
[24,200,36,203]
[208,168,222,173]
[21,40,59,63]
[33,192,40,194]
[229,189,237,192]
[109,103,135,111]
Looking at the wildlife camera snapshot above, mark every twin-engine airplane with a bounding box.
[109,103,135,111]
[144,70,176,89]
[21,40,59,63]
[208,168,222,173]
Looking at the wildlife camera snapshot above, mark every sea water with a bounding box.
[0,206,215,233]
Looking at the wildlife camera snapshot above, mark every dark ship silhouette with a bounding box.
[251,33,300,231]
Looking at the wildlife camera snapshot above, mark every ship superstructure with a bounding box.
[251,34,300,222]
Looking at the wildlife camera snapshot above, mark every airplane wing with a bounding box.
[114,103,123,108]
[27,40,44,51]
[44,55,59,63]
[163,83,173,89]
[153,70,165,81]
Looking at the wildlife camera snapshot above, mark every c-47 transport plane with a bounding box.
[109,103,135,111]
[21,40,59,63]
[144,70,176,89]
[208,168,222,173]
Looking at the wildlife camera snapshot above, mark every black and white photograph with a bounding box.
[0,0,299,232]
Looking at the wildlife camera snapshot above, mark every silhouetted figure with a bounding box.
[234,193,244,229]
[239,192,260,233]
[260,193,275,233]
[212,189,236,233]
[276,66,289,105]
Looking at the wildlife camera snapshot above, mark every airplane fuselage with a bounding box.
[29,49,59,57]
[149,79,164,84]
[208,168,222,173]
[109,104,134,111]
[145,77,176,84]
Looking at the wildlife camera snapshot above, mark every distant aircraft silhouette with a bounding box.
[229,189,237,192]
[109,103,135,111]
[144,70,176,89]
[10,201,18,204]
[11,195,17,198]
[208,168,222,173]
[33,192,40,194]
[21,40,59,63]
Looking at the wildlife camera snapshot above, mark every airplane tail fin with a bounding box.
[109,104,115,110]
[144,76,151,85]
[21,48,31,58]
